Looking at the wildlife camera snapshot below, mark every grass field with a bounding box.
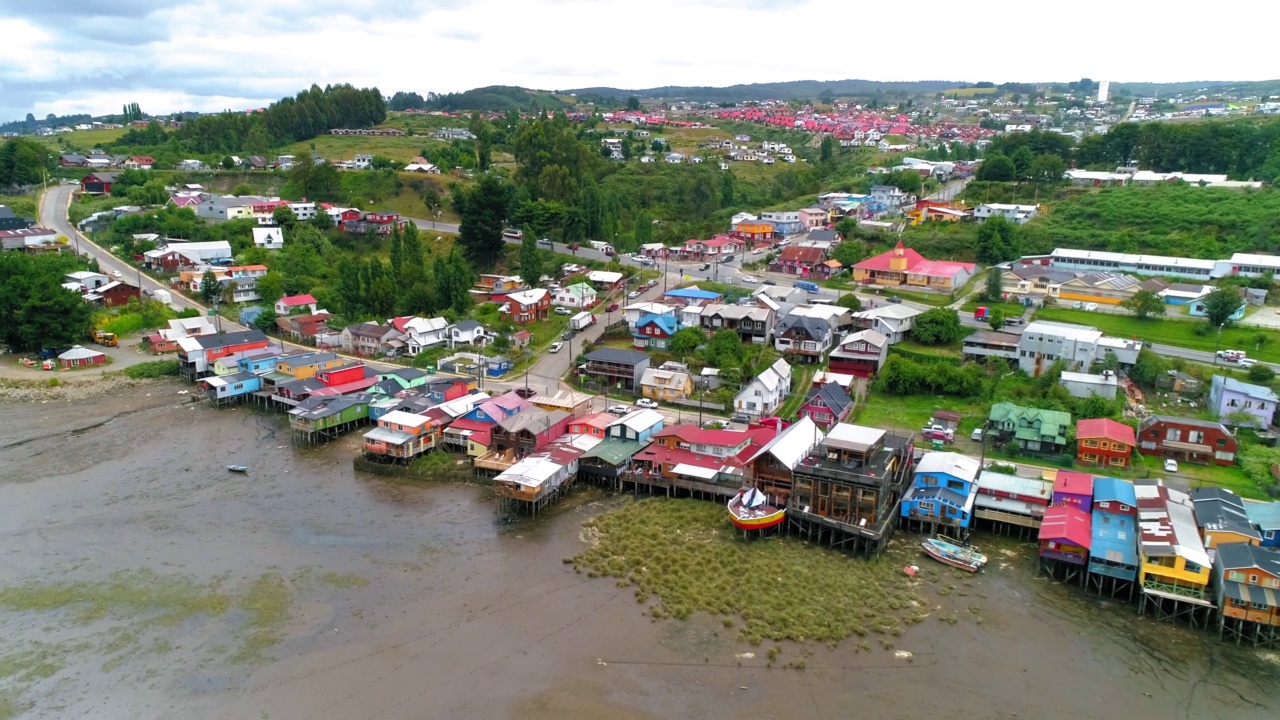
[854,391,987,437]
[33,127,128,149]
[893,339,964,359]
[0,194,37,220]
[960,300,1028,318]
[1034,307,1280,363]
[281,135,449,164]
[939,87,1002,98]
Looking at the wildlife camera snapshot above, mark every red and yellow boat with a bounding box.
[727,487,786,531]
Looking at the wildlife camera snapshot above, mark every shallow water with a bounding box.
[0,385,1276,719]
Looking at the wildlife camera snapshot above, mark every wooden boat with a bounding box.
[920,537,987,572]
[728,487,786,531]
[226,465,248,473]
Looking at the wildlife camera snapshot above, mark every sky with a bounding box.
[0,0,1274,122]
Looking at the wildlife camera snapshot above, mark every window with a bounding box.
[1249,574,1259,585]
[1264,577,1280,589]
[1108,456,1125,466]
[1184,561,1202,574]
[1082,439,1099,448]
[1217,437,1228,447]
[1188,430,1204,444]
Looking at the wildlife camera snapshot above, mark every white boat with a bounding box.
[921,537,987,572]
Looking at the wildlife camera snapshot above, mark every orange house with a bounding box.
[733,222,776,242]
[1076,418,1136,469]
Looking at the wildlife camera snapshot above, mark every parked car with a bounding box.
[970,428,985,442]
[606,303,619,312]
[1084,303,1098,312]
[1164,458,1179,473]
[921,424,954,442]
[636,398,659,409]
[628,290,641,299]
[548,342,563,353]
[731,413,750,424]
[607,404,630,416]
[553,306,572,315]
[1003,317,1024,326]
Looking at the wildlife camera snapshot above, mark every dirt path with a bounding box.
[0,338,158,382]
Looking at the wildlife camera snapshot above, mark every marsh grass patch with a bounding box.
[572,499,925,646]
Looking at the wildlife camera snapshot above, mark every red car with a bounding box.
[606,303,619,312]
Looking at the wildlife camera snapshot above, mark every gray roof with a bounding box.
[454,319,482,332]
[806,381,853,417]
[1216,542,1280,576]
[1139,415,1229,433]
[1191,488,1260,540]
[497,408,570,434]
[806,230,840,242]
[779,314,828,338]
[585,348,650,365]
[194,330,267,350]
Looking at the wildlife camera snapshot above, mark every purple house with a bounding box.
[1209,375,1278,429]
[1052,471,1094,513]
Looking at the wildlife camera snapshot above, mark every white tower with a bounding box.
[1097,81,1111,103]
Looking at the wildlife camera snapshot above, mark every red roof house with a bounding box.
[1038,504,1092,566]
[1076,418,1136,470]
[852,240,975,291]
[1051,470,1095,512]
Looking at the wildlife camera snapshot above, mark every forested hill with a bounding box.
[423,86,569,113]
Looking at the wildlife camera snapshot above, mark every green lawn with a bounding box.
[868,287,953,306]
[1035,307,1280,363]
[1137,454,1266,500]
[776,365,816,419]
[894,339,963,359]
[960,300,1028,318]
[854,391,988,437]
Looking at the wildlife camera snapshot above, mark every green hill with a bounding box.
[424,86,569,112]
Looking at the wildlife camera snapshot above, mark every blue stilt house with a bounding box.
[901,451,982,535]
[1088,477,1140,594]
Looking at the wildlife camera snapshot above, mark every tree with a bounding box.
[975,216,1020,265]
[820,135,834,163]
[1010,146,1035,178]
[983,267,1003,302]
[1028,153,1066,185]
[626,96,641,111]
[255,271,285,307]
[311,207,333,230]
[455,174,509,268]
[1202,286,1243,327]
[910,308,965,346]
[988,309,1005,331]
[231,183,253,197]
[669,327,704,355]
[976,153,1015,182]
[199,270,222,303]
[0,254,94,351]
[1127,348,1168,388]
[272,205,298,228]
[0,137,54,187]
[1120,289,1165,320]
[1248,364,1276,384]
[519,234,543,284]
[252,309,279,334]
[836,293,862,311]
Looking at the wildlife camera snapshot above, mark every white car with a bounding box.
[1163,458,1179,473]
[636,398,659,409]
[111,270,123,279]
[553,306,572,315]
[607,404,630,416]
[628,290,641,299]
[1238,358,1258,368]
[739,276,760,284]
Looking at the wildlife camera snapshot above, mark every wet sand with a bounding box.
[1,384,1277,720]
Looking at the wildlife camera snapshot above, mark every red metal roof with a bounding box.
[1039,504,1092,547]
[1076,418,1136,446]
[280,294,318,306]
[1053,470,1094,498]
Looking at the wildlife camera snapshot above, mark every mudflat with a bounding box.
[0,384,1277,720]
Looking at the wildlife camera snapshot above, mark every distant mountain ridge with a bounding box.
[566,79,958,103]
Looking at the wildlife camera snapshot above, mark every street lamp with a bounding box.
[1213,323,1225,366]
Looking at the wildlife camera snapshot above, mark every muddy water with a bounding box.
[1,385,1277,720]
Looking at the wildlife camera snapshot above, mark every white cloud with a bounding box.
[0,0,1274,121]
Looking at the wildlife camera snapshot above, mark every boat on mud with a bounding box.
[921,536,987,572]
[226,465,248,473]
[728,487,786,531]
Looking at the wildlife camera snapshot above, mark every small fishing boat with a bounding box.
[727,487,786,531]
[226,465,248,473]
[920,537,987,572]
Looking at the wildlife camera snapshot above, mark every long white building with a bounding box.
[1026,248,1280,281]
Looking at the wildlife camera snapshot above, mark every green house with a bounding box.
[289,394,370,433]
[377,367,430,392]
[988,402,1071,454]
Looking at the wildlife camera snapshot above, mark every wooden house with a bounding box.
[828,329,888,378]
[633,314,679,350]
[177,330,270,382]
[1075,418,1136,469]
[987,402,1070,454]
[797,382,854,429]
[901,451,982,533]
[1088,477,1140,592]
[1247,502,1280,549]
[744,416,824,505]
[774,314,832,365]
[1052,470,1094,512]
[1214,543,1280,642]
[791,423,916,555]
[1192,488,1262,554]
[288,394,371,439]
[362,410,441,462]
[1039,504,1093,568]
[275,352,343,380]
[583,348,650,392]
[502,288,551,324]
[1135,480,1214,615]
[973,471,1051,535]
[1138,415,1237,466]
[490,408,571,458]
[203,371,261,404]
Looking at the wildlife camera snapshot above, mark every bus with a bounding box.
[793,280,819,293]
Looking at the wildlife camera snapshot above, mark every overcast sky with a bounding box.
[0,0,1272,122]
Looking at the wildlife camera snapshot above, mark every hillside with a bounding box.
[566,79,960,103]
[423,86,570,112]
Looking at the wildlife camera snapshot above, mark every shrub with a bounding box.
[124,360,180,379]
[1248,364,1276,383]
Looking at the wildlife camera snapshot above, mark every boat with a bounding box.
[920,537,987,572]
[727,487,786,531]
[226,465,248,473]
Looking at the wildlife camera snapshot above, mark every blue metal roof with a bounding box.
[1090,510,1139,566]
[1091,477,1136,506]
[663,288,721,300]
[636,313,679,334]
[1245,501,1280,530]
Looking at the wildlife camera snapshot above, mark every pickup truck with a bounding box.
[921,425,954,442]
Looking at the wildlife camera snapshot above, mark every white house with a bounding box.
[664,152,685,164]
[399,316,452,355]
[1017,320,1103,375]
[252,227,284,250]
[448,320,490,348]
[1059,370,1119,400]
[734,358,793,420]
[275,294,319,315]
[974,203,1039,224]
[552,282,598,309]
